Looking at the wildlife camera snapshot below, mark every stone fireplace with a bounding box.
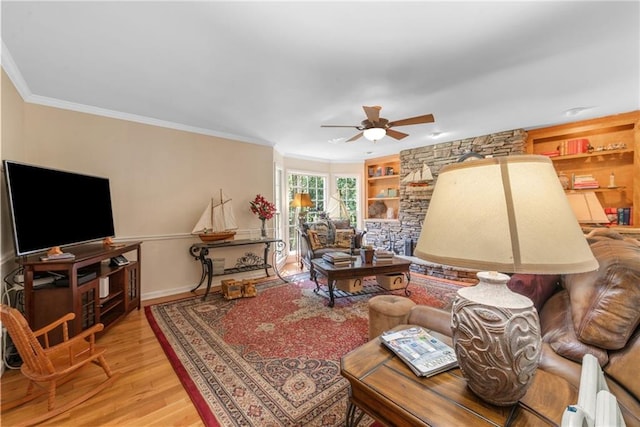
[364,128,527,282]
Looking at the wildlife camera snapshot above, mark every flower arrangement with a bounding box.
[249,194,276,220]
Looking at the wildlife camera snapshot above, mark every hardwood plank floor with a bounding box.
[1,262,304,426]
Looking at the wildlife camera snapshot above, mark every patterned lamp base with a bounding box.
[451,271,542,406]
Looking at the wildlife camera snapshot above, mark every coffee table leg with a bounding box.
[346,400,365,427]
[328,280,336,307]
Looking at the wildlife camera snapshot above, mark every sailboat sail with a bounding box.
[327,192,349,219]
[192,190,238,235]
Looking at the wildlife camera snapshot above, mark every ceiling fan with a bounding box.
[321,106,435,142]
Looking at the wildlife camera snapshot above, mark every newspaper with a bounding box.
[380,327,458,377]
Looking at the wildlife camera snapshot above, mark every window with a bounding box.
[288,173,326,252]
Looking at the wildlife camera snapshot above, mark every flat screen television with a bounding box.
[3,160,116,257]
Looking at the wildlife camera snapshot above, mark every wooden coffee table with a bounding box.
[310,257,412,307]
[341,325,578,427]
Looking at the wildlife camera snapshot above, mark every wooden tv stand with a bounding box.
[18,241,142,343]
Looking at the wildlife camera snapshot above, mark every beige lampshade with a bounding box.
[290,193,313,208]
[414,155,598,275]
[566,192,610,224]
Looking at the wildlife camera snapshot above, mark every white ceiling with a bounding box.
[2,1,639,162]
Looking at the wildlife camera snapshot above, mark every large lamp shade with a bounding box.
[415,155,598,275]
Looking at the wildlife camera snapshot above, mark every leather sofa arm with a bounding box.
[407,305,453,338]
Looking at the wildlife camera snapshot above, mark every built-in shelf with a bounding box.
[548,148,633,162]
[365,155,400,220]
[527,111,639,227]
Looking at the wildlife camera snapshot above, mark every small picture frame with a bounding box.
[386,167,394,176]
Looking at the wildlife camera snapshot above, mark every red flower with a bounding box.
[249,194,276,220]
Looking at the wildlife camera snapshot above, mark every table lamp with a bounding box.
[566,192,610,225]
[290,193,314,224]
[414,155,598,406]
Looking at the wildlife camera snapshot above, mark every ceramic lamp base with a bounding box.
[451,271,542,406]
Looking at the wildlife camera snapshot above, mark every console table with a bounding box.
[341,326,577,426]
[189,238,287,300]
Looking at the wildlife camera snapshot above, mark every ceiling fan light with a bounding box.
[363,128,386,142]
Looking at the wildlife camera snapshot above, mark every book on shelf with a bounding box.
[617,207,632,226]
[572,174,599,189]
[380,327,458,377]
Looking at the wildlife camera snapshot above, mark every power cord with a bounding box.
[2,266,24,370]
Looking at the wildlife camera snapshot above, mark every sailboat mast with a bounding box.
[209,197,214,231]
[219,188,226,229]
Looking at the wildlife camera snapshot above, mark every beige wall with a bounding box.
[1,70,280,298]
[1,70,25,271]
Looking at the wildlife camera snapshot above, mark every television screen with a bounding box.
[3,160,116,257]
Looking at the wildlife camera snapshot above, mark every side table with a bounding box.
[341,326,577,426]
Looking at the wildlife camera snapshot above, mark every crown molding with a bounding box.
[1,40,32,100]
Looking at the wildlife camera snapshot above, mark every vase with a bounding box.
[260,219,267,238]
[451,271,541,406]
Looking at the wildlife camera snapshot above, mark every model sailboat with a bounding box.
[401,163,434,185]
[192,189,238,242]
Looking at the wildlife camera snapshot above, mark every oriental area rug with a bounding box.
[145,272,464,427]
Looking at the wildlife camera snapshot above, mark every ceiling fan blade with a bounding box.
[363,105,381,124]
[321,124,360,128]
[346,132,363,142]
[388,114,435,127]
[386,129,409,140]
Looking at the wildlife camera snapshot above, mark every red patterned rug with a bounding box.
[145,272,463,426]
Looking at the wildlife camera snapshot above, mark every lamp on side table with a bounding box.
[414,155,598,406]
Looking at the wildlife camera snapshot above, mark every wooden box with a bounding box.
[221,279,243,300]
[336,277,363,293]
[241,279,257,298]
[376,273,405,290]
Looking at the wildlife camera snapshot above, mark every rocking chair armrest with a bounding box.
[33,312,77,347]
[45,323,105,354]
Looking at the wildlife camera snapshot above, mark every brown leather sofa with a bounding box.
[403,229,640,426]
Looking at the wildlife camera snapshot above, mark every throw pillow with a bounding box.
[334,229,355,248]
[540,290,608,366]
[563,236,640,350]
[310,221,330,246]
[307,230,323,250]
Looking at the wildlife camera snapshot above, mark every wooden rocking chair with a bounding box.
[0,304,120,426]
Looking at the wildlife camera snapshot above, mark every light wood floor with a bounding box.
[1,263,304,426]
